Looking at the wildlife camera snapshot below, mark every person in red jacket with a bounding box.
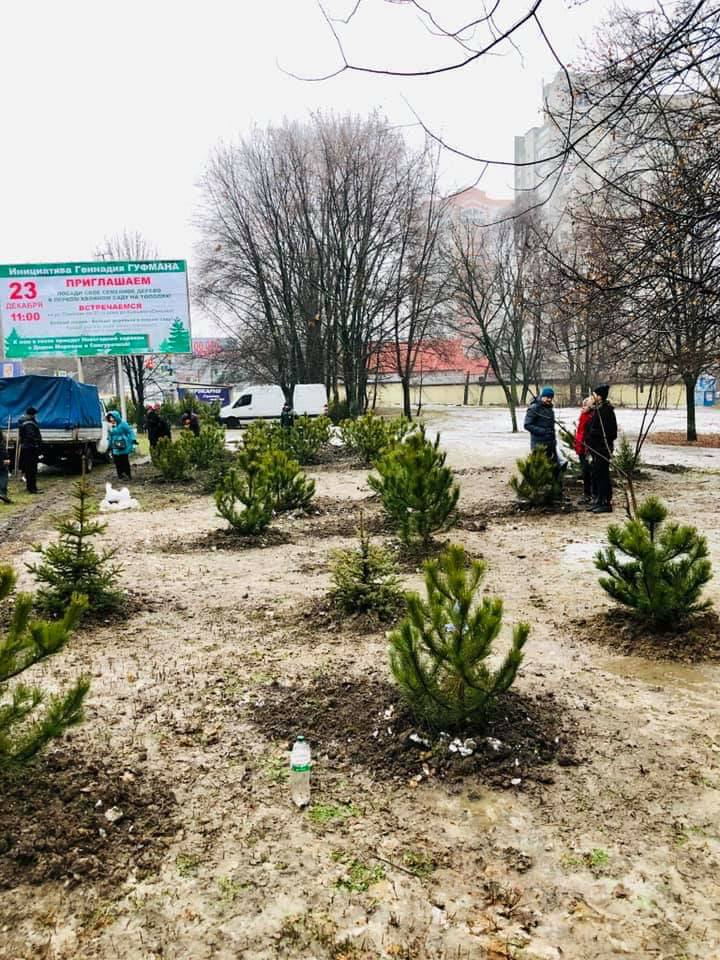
[574,396,595,504]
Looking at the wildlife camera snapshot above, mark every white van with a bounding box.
[219,383,327,427]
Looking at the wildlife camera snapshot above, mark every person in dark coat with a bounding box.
[180,411,200,436]
[146,406,172,448]
[586,384,618,513]
[280,402,295,429]
[0,429,11,504]
[18,406,42,494]
[523,386,557,462]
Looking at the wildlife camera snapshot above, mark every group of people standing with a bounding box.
[524,384,618,513]
[0,404,203,500]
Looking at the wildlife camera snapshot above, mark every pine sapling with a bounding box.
[369,426,459,548]
[184,424,227,470]
[330,514,403,620]
[510,447,562,506]
[262,449,315,512]
[0,565,89,766]
[388,544,529,731]
[595,496,712,626]
[151,436,192,481]
[28,478,124,616]
[215,444,272,535]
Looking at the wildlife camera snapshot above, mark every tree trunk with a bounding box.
[401,378,412,420]
[463,371,470,406]
[684,374,697,441]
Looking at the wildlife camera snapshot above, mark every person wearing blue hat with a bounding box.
[523,386,558,463]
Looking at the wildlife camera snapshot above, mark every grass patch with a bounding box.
[402,848,435,878]
[307,802,360,825]
[333,855,385,893]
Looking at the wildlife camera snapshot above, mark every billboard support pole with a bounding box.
[117,356,127,422]
[76,357,84,383]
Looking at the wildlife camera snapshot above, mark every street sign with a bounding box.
[0,260,191,359]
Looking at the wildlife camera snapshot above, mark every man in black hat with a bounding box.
[586,385,617,513]
[18,406,43,494]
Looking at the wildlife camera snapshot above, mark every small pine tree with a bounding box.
[510,447,562,506]
[27,479,124,616]
[369,426,459,548]
[262,449,316,512]
[388,545,529,731]
[0,566,89,766]
[215,444,272,535]
[595,496,712,626]
[330,514,403,620]
[151,436,192,481]
[281,415,332,465]
[340,413,414,465]
[612,432,643,480]
[184,424,226,470]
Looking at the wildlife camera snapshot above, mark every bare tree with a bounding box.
[447,210,545,431]
[197,113,444,414]
[384,145,450,418]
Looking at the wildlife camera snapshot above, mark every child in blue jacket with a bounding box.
[106,410,136,481]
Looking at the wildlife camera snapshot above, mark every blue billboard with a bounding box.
[178,386,230,406]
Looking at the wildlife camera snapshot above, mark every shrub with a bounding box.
[510,447,562,506]
[328,399,351,424]
[283,415,332,465]
[612,433,643,480]
[330,517,402,620]
[595,496,712,626]
[262,448,316,512]
[151,436,192,481]
[183,424,227,470]
[215,445,272,535]
[388,544,529,731]
[340,412,413,465]
[27,479,124,616]
[369,426,459,548]
[0,565,89,766]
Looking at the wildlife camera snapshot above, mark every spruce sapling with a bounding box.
[595,496,712,626]
[330,514,402,620]
[388,544,529,731]
[369,426,459,548]
[184,424,227,470]
[28,478,124,616]
[510,447,562,506]
[0,565,89,766]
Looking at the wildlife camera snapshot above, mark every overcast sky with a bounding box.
[0,0,652,335]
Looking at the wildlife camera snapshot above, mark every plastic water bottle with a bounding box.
[290,736,311,807]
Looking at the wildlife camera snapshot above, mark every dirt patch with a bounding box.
[650,431,720,448]
[299,496,388,539]
[574,608,720,661]
[288,594,402,637]
[250,675,576,789]
[0,746,177,891]
[158,526,292,553]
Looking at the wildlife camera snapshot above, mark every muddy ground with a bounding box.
[0,408,719,960]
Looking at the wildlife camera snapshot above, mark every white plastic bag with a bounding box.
[100,481,139,511]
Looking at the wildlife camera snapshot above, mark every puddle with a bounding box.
[599,655,715,690]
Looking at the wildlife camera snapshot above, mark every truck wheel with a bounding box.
[225,417,239,429]
[83,448,94,474]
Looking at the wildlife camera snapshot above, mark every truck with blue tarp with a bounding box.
[0,374,109,472]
